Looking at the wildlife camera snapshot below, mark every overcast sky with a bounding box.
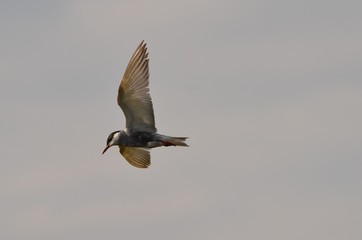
[1,1,362,239]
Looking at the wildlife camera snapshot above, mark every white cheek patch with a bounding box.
[111,132,120,145]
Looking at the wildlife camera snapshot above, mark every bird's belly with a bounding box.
[124,131,157,147]
[146,141,164,148]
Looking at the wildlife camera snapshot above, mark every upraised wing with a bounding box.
[117,41,156,133]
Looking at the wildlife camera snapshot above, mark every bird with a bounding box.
[102,41,188,168]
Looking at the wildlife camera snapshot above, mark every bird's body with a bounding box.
[102,41,188,168]
[107,130,188,148]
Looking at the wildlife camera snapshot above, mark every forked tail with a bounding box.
[159,135,189,147]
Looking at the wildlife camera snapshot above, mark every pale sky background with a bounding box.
[1,0,362,239]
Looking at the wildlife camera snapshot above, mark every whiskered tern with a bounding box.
[102,41,188,168]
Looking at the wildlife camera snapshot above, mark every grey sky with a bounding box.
[1,0,361,239]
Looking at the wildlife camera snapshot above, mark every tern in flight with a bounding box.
[102,41,188,168]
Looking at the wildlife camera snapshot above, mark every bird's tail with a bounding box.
[159,135,189,147]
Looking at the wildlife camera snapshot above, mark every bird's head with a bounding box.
[102,130,121,154]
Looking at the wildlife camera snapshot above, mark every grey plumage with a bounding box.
[102,41,188,168]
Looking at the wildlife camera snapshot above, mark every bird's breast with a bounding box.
[124,131,155,147]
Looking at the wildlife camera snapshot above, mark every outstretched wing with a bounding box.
[117,41,156,133]
[119,146,151,168]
